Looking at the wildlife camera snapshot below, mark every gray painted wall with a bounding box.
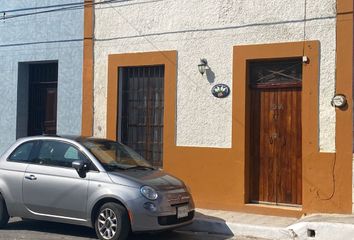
[0,0,85,155]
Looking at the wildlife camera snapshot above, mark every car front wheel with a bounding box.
[95,202,130,240]
[0,194,9,228]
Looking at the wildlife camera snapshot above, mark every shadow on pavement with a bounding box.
[178,211,234,236]
[4,218,219,240]
[6,218,97,238]
[4,216,233,240]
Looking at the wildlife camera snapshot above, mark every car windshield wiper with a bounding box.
[104,164,129,171]
[126,165,155,170]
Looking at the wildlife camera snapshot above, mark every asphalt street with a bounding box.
[0,218,265,240]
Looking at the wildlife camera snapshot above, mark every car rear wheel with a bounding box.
[0,194,9,228]
[95,202,130,240]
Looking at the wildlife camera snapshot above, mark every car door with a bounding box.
[23,140,89,220]
[1,141,37,217]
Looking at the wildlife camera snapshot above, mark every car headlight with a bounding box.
[140,186,158,200]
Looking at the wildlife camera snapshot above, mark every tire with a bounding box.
[94,203,130,240]
[0,194,9,229]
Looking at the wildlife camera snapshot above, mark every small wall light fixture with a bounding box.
[302,56,309,64]
[198,58,209,75]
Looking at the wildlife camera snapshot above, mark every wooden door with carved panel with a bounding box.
[249,59,302,206]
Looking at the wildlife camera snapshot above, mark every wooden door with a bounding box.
[118,66,164,167]
[28,63,58,136]
[249,59,302,206]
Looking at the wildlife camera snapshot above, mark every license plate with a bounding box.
[177,206,189,219]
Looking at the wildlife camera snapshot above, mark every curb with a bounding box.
[287,221,354,240]
[179,217,294,240]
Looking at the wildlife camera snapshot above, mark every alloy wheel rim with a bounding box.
[98,208,120,240]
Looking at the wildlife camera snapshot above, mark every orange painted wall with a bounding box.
[82,0,94,136]
[165,38,352,216]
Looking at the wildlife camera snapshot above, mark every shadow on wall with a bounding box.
[206,68,216,84]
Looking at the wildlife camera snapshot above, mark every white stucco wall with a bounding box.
[93,0,337,151]
[0,0,84,154]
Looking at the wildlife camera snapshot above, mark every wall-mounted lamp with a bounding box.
[198,58,209,75]
[302,56,309,64]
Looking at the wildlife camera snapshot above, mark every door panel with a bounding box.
[250,89,279,203]
[44,88,57,134]
[276,89,302,204]
[23,164,88,220]
[0,162,29,217]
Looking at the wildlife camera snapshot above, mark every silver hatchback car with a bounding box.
[0,136,194,240]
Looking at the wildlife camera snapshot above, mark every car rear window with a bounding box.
[8,141,35,163]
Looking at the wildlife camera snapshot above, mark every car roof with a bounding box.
[19,135,113,143]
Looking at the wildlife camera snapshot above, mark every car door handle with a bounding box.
[25,175,37,181]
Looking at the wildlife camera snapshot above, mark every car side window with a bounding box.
[35,140,87,168]
[8,141,35,163]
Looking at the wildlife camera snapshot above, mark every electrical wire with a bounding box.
[301,0,307,58]
[1,1,85,13]
[0,0,130,20]
[308,0,336,201]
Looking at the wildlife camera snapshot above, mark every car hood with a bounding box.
[108,169,185,191]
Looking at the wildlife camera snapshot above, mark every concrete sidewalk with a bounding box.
[178,209,354,240]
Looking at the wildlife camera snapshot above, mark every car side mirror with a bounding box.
[72,160,88,178]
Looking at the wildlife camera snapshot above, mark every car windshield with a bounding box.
[81,139,153,171]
